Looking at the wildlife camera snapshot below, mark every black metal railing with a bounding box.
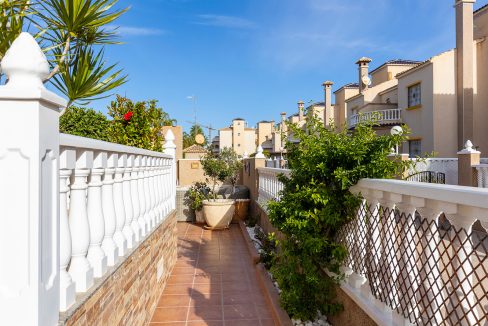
[405,171,446,184]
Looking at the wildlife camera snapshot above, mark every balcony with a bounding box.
[348,108,402,128]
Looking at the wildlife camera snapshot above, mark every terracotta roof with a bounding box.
[334,82,359,94]
[370,59,422,75]
[233,117,245,121]
[183,144,207,153]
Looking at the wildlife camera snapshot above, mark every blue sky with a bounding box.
[85,0,487,133]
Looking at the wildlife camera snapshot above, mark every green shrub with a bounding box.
[60,106,110,141]
[185,182,211,211]
[267,117,413,320]
[107,95,175,151]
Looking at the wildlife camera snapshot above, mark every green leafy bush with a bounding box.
[267,118,413,320]
[107,95,175,151]
[185,182,211,211]
[60,106,109,141]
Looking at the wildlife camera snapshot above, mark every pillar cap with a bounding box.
[356,57,372,65]
[457,140,480,154]
[322,81,334,87]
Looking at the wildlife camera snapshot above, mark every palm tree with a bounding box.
[0,0,128,111]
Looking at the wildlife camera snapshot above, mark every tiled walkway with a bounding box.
[149,223,278,326]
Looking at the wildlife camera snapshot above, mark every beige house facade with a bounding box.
[217,2,488,160]
[327,0,488,157]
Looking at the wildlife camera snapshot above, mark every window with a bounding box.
[408,83,421,107]
[409,139,421,157]
[237,144,241,147]
[237,132,241,136]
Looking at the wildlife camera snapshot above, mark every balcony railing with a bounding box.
[348,108,402,128]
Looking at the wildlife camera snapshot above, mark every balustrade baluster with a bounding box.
[130,161,141,242]
[59,168,75,311]
[138,156,148,236]
[101,166,118,266]
[68,167,94,292]
[155,158,163,222]
[113,158,127,256]
[87,167,108,277]
[148,157,157,227]
[123,155,135,248]
[143,157,153,231]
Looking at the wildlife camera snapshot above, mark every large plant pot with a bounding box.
[195,210,205,224]
[233,199,250,222]
[203,199,235,229]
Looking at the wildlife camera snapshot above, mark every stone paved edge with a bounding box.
[237,221,293,326]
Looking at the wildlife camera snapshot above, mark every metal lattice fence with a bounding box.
[337,201,488,326]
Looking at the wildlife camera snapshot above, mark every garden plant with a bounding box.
[0,0,127,108]
[267,117,415,320]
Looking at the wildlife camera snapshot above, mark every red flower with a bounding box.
[123,111,133,121]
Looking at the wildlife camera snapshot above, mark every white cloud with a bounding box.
[108,25,166,36]
[195,15,257,29]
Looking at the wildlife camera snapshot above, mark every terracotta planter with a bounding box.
[195,209,205,224]
[233,199,250,222]
[202,199,235,229]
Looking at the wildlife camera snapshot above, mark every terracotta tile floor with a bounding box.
[149,223,278,326]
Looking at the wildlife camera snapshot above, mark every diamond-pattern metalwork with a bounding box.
[337,202,488,326]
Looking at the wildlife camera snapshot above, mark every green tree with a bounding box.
[183,125,207,149]
[107,95,174,151]
[60,106,109,141]
[267,117,413,320]
[201,148,242,199]
[0,0,128,108]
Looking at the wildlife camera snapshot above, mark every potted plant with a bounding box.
[201,148,243,229]
[185,182,211,224]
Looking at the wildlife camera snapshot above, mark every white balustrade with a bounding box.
[58,132,176,311]
[0,32,178,325]
[257,167,290,206]
[348,108,402,128]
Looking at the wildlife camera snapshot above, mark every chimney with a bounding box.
[356,57,372,93]
[280,112,287,122]
[455,0,475,149]
[298,100,304,121]
[322,81,334,125]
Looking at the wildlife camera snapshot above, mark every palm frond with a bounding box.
[51,46,127,106]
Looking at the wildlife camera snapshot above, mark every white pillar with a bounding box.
[113,156,127,256]
[164,130,177,212]
[101,165,118,266]
[130,158,141,242]
[86,167,108,278]
[0,33,66,325]
[122,155,135,248]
